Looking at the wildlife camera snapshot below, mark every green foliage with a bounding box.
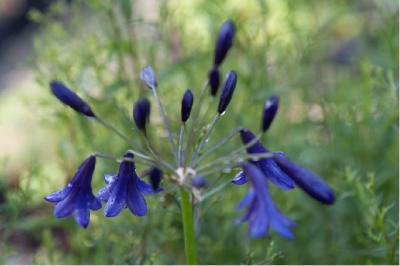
[0,0,398,264]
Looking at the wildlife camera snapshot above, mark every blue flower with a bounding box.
[261,95,279,132]
[44,155,101,228]
[208,67,220,96]
[237,163,296,239]
[96,153,159,217]
[233,129,295,190]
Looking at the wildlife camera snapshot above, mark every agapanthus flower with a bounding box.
[273,153,335,204]
[50,81,95,117]
[233,129,295,190]
[133,98,151,131]
[237,163,296,239]
[217,70,237,114]
[44,155,101,228]
[181,89,194,123]
[213,19,236,66]
[96,153,158,217]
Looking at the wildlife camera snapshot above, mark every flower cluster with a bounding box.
[45,19,335,240]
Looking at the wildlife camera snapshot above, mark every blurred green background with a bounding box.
[0,0,398,264]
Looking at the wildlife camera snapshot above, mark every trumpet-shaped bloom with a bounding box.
[96,153,159,217]
[44,155,101,228]
[237,163,296,239]
[233,129,295,190]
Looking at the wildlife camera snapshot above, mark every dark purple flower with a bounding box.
[148,166,163,191]
[214,19,235,66]
[133,98,151,131]
[235,129,295,190]
[191,175,208,188]
[44,155,101,228]
[208,67,220,96]
[261,96,279,132]
[181,89,194,123]
[273,153,335,205]
[50,81,95,117]
[217,70,237,114]
[96,153,158,217]
[139,66,158,89]
[237,163,296,239]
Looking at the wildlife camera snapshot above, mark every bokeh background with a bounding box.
[0,0,398,264]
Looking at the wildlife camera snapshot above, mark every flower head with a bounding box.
[208,67,220,96]
[261,96,279,132]
[214,19,235,66]
[181,89,194,123]
[50,81,95,117]
[191,175,208,188]
[273,153,335,204]
[44,155,101,228]
[139,65,158,89]
[235,129,295,190]
[237,163,296,239]
[96,153,158,217]
[133,98,151,131]
[217,70,237,114]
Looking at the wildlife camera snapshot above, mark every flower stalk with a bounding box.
[179,187,198,265]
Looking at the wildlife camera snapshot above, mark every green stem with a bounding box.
[179,188,198,265]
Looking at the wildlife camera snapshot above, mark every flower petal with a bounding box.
[44,185,72,202]
[75,206,90,228]
[137,177,162,195]
[54,192,77,218]
[104,175,128,217]
[236,188,255,210]
[127,180,147,216]
[259,158,295,190]
[232,171,248,185]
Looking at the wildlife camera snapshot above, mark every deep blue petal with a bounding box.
[232,171,248,185]
[44,185,72,202]
[248,200,269,238]
[236,188,255,210]
[54,191,77,218]
[137,177,162,195]
[259,158,295,189]
[127,179,147,216]
[74,193,90,229]
[104,174,128,217]
[88,194,102,210]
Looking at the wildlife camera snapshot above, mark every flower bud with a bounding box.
[208,67,220,96]
[261,95,279,132]
[273,154,335,205]
[214,19,235,66]
[217,70,237,114]
[191,175,208,188]
[148,167,163,191]
[133,98,151,131]
[50,81,95,117]
[181,89,194,122]
[139,66,157,89]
